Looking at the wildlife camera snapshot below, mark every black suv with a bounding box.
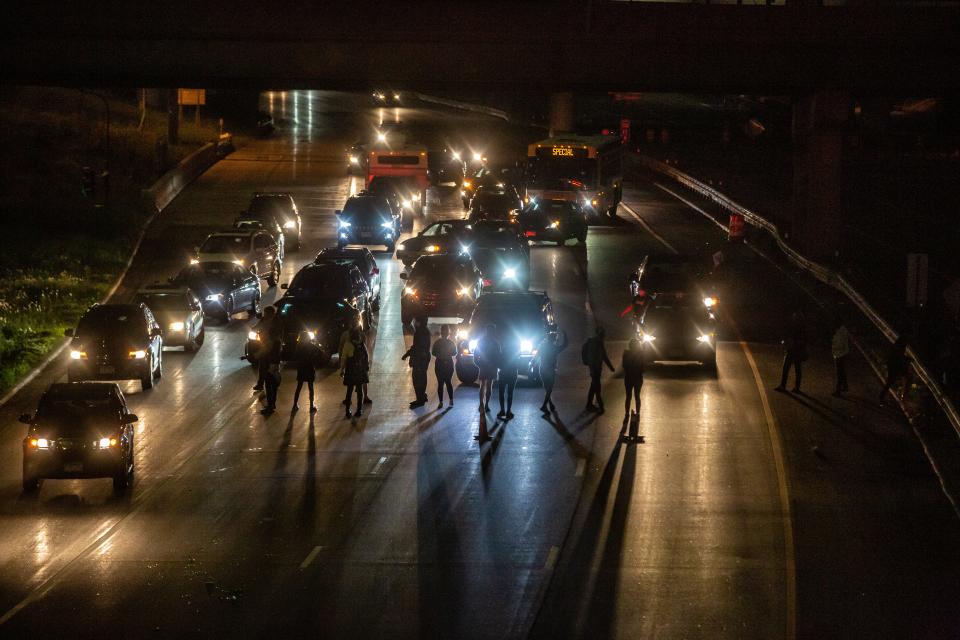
[467,187,523,223]
[336,194,401,251]
[134,284,205,351]
[245,263,369,364]
[21,383,138,493]
[399,253,483,325]
[455,291,557,384]
[314,247,382,312]
[519,199,588,246]
[66,303,163,390]
[470,226,530,291]
[635,293,718,371]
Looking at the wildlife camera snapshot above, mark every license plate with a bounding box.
[99,366,115,374]
[359,231,371,239]
[64,462,83,473]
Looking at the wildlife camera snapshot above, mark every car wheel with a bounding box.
[251,294,263,319]
[455,361,479,385]
[141,357,154,390]
[372,294,381,313]
[184,332,196,353]
[266,263,279,287]
[22,473,41,493]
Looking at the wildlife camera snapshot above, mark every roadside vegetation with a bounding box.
[0,86,219,395]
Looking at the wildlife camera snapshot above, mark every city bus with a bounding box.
[525,134,623,218]
[367,144,430,213]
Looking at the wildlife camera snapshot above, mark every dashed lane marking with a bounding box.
[370,455,389,475]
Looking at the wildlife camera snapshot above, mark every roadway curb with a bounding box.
[0,137,233,410]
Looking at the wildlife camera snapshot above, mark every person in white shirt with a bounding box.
[832,321,851,397]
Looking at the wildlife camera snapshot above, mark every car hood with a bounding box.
[180,276,233,297]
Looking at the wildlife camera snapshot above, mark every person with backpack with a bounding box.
[536,329,568,415]
[582,326,615,413]
[474,324,501,414]
[291,334,319,413]
[341,328,370,418]
[431,325,457,408]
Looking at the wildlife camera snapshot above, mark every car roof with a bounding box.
[84,303,142,315]
[137,284,191,295]
[44,382,122,400]
[296,262,358,275]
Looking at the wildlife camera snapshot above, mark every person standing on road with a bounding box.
[341,328,370,418]
[291,336,318,413]
[831,320,850,397]
[402,317,431,408]
[474,324,501,414]
[497,337,520,420]
[582,326,615,413]
[252,306,279,391]
[340,323,372,405]
[622,337,645,421]
[775,311,807,393]
[536,329,568,415]
[260,334,282,416]
[879,335,912,404]
[431,325,457,408]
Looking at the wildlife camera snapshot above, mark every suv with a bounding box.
[455,291,557,384]
[195,231,282,286]
[314,247,382,312]
[635,293,717,371]
[467,187,523,223]
[65,303,163,390]
[518,200,588,246]
[133,284,205,351]
[336,194,401,251]
[396,219,473,267]
[20,382,138,493]
[237,193,300,251]
[399,253,483,325]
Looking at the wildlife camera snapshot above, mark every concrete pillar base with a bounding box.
[549,92,574,136]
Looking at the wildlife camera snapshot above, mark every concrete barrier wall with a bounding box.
[141,135,233,215]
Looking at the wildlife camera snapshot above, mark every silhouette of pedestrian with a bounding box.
[497,336,519,420]
[831,320,850,397]
[260,335,282,416]
[340,325,372,405]
[622,337,645,421]
[474,324,501,414]
[252,306,279,391]
[431,325,457,408]
[879,335,912,404]
[775,311,807,392]
[402,317,431,408]
[341,328,369,418]
[536,329,568,415]
[582,326,615,413]
[292,335,318,413]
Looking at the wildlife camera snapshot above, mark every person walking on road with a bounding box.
[582,326,615,413]
[402,317,431,408]
[431,325,457,408]
[775,311,807,393]
[252,306,280,392]
[341,328,370,418]
[497,337,520,420]
[474,324,501,414]
[831,320,850,397]
[536,329,568,415]
[291,336,318,413]
[622,337,645,420]
[879,335,912,404]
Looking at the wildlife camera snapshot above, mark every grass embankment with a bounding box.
[0,86,219,395]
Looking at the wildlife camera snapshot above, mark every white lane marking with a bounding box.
[370,456,388,475]
[574,459,586,477]
[544,546,560,570]
[617,201,679,255]
[738,340,797,640]
[299,546,322,571]
[653,182,730,234]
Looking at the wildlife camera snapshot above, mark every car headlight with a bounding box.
[190,258,199,265]
[425,245,439,253]
[381,221,394,228]
[549,220,560,229]
[349,155,359,164]
[703,296,717,309]
[468,339,478,352]
[462,180,472,189]
[206,293,223,302]
[306,330,317,341]
[376,132,387,142]
[232,259,244,266]
[340,232,348,239]
[504,267,517,279]
[129,350,147,359]
[459,244,471,256]
[697,333,713,343]
[451,151,461,161]
[457,329,469,340]
[70,350,87,360]
[520,339,534,354]
[169,321,185,332]
[641,333,656,343]
[284,220,296,229]
[95,436,118,449]
[393,93,400,100]
[591,199,598,207]
[456,286,471,297]
[404,286,417,296]
[248,331,260,341]
[472,152,483,162]
[339,220,352,228]
[29,438,50,449]
[401,199,411,209]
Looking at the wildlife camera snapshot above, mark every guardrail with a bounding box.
[412,93,510,122]
[637,154,960,439]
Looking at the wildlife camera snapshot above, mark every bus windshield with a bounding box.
[526,156,596,190]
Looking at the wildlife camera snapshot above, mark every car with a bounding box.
[65,303,163,390]
[395,219,473,267]
[245,263,368,365]
[368,176,422,226]
[468,225,530,291]
[428,148,467,187]
[629,253,719,304]
[461,163,524,209]
[347,142,368,175]
[133,284,205,351]
[399,253,484,325]
[467,187,523,223]
[372,90,401,106]
[242,193,302,251]
[336,193,401,251]
[170,261,263,323]
[20,382,138,493]
[518,199,588,246]
[634,293,718,371]
[454,291,558,384]
[314,246,382,312]
[195,230,283,286]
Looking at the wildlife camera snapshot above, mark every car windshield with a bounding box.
[201,236,247,253]
[342,197,391,222]
[77,309,145,339]
[288,269,350,298]
[410,258,467,286]
[135,294,187,312]
[644,261,705,291]
[526,157,596,189]
[35,396,122,433]
[527,202,579,218]
[473,193,517,212]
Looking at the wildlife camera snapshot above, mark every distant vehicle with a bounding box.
[255,110,274,137]
[242,193,302,251]
[347,142,368,175]
[461,163,524,209]
[171,261,263,323]
[245,263,368,365]
[428,148,467,187]
[472,219,527,245]
[314,246,382,312]
[195,230,282,286]
[395,219,473,267]
[65,303,163,390]
[336,193,401,251]
[526,134,623,217]
[368,176,419,229]
[133,284,205,351]
[635,293,717,371]
[372,90,401,106]
[454,291,557,384]
[518,199,588,245]
[469,226,530,291]
[399,253,484,325]
[629,253,719,307]
[467,187,523,223]
[366,144,429,213]
[20,382,138,493]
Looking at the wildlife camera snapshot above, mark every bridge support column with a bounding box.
[792,90,850,263]
[549,92,574,136]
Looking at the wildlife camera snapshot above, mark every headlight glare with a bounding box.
[169,321,185,332]
[697,334,713,343]
[283,220,296,229]
[520,339,534,353]
[504,267,517,278]
[129,350,147,359]
[404,286,417,296]
[70,350,86,360]
[641,333,656,343]
[248,331,259,341]
[206,293,223,302]
[339,220,351,228]
[703,296,717,309]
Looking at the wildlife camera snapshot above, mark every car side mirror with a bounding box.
[280,283,288,290]
[64,328,74,337]
[122,413,139,424]
[399,272,408,280]
[19,414,32,424]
